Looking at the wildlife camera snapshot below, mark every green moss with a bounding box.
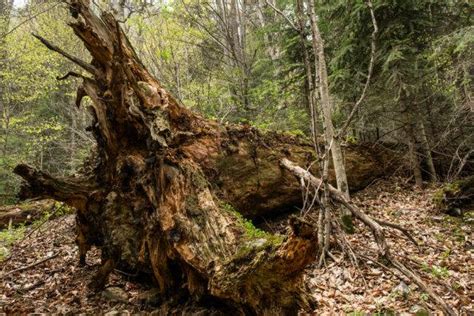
[341,214,355,234]
[221,202,284,260]
[434,176,474,210]
[415,309,429,316]
[185,195,199,209]
[221,202,262,237]
[432,189,445,208]
[190,169,209,189]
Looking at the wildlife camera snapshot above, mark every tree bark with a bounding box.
[407,125,423,187]
[418,120,437,182]
[306,0,350,199]
[306,0,353,233]
[12,1,397,313]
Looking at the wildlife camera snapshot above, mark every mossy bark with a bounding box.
[433,176,474,216]
[12,1,396,313]
[0,200,55,228]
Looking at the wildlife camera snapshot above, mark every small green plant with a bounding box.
[419,293,429,301]
[0,224,26,260]
[422,263,450,279]
[440,249,451,260]
[345,135,358,144]
[431,265,450,278]
[452,282,462,291]
[373,309,396,316]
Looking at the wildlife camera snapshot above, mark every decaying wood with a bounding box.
[433,175,474,216]
[10,0,399,313]
[0,199,55,229]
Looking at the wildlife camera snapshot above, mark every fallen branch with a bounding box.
[375,218,419,248]
[280,158,456,315]
[1,252,59,279]
[0,200,55,229]
[18,280,45,293]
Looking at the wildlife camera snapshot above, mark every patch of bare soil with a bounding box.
[0,179,472,314]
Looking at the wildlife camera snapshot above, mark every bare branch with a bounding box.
[56,71,91,81]
[264,0,299,32]
[32,33,96,75]
[375,218,419,248]
[0,2,61,40]
[337,0,378,138]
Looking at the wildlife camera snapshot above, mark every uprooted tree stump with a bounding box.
[13,1,403,313]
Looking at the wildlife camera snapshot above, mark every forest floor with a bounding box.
[0,178,472,315]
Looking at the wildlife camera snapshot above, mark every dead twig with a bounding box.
[21,203,66,242]
[264,0,299,32]
[337,0,378,138]
[1,252,60,279]
[18,280,46,293]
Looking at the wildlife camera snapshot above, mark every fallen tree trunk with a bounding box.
[12,1,396,313]
[0,200,55,229]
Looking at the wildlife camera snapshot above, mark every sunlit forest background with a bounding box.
[0,0,472,203]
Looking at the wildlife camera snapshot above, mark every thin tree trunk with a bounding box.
[306,0,351,224]
[407,124,423,187]
[418,120,437,182]
[295,0,318,155]
[0,0,13,158]
[401,92,424,187]
[70,111,77,173]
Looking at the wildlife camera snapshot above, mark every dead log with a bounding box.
[433,175,474,216]
[12,1,395,313]
[0,200,55,229]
